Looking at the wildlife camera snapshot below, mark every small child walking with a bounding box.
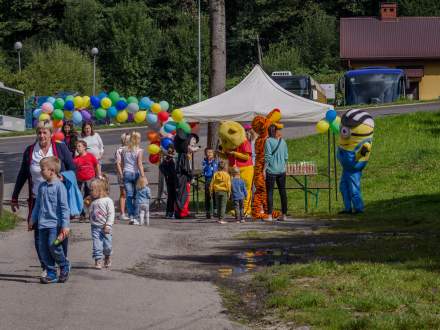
[89,177,115,269]
[30,156,70,284]
[136,176,151,226]
[210,160,231,224]
[202,148,218,219]
[231,166,248,223]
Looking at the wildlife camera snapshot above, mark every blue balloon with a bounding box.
[98,91,108,100]
[90,96,101,108]
[164,121,177,133]
[139,97,151,110]
[72,111,83,125]
[115,100,127,111]
[161,137,174,150]
[325,109,337,123]
[47,97,56,104]
[159,100,169,112]
[147,112,158,124]
[64,100,74,111]
[107,106,117,118]
[33,108,42,119]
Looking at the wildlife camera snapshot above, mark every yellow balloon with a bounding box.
[74,96,83,109]
[64,111,73,120]
[148,143,160,155]
[171,109,184,122]
[116,110,128,123]
[316,120,330,134]
[134,111,147,124]
[151,103,161,114]
[101,97,112,109]
[82,96,90,108]
[39,113,50,121]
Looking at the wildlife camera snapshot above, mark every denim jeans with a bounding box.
[123,171,139,217]
[91,225,112,260]
[38,228,69,278]
[265,172,288,215]
[233,199,244,220]
[138,203,150,226]
[34,225,68,270]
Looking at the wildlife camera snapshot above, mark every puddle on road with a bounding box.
[217,248,298,278]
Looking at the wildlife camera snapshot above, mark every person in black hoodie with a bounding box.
[159,146,177,218]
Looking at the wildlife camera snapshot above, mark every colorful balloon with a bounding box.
[161,137,173,150]
[127,102,139,113]
[171,109,184,122]
[47,97,56,104]
[64,100,74,111]
[52,109,64,120]
[147,144,161,155]
[316,120,330,134]
[72,111,82,125]
[42,102,54,114]
[64,110,73,120]
[74,96,83,109]
[157,111,169,123]
[147,131,160,142]
[139,97,151,110]
[90,96,100,108]
[151,103,161,114]
[159,101,169,112]
[325,109,337,123]
[149,153,160,165]
[95,108,107,120]
[52,131,65,142]
[39,113,50,121]
[54,98,64,109]
[115,100,127,111]
[82,96,91,108]
[177,121,191,134]
[33,108,42,119]
[147,112,158,124]
[81,110,92,121]
[108,91,120,104]
[116,110,128,123]
[98,92,107,99]
[134,111,146,124]
[164,121,177,133]
[65,95,74,102]
[101,97,112,109]
[53,119,63,129]
[107,106,117,118]
[127,96,138,105]
[330,119,340,134]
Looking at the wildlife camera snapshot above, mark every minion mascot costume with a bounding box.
[338,109,374,214]
[218,121,254,216]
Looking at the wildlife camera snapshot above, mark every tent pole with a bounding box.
[333,133,338,201]
[327,130,331,213]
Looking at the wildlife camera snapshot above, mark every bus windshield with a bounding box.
[345,72,403,105]
[272,76,310,98]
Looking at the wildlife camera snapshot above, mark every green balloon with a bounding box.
[54,98,64,110]
[127,96,138,104]
[109,91,120,104]
[119,97,127,103]
[65,95,74,102]
[330,120,340,134]
[52,109,64,120]
[177,121,191,134]
[95,108,107,120]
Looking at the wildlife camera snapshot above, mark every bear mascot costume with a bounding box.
[337,109,374,214]
[218,121,254,216]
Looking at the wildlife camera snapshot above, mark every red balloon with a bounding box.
[147,131,160,143]
[52,131,65,142]
[149,154,160,164]
[189,122,200,133]
[157,111,169,123]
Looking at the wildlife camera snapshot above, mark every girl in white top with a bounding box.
[80,122,104,161]
[89,176,115,269]
[122,131,145,223]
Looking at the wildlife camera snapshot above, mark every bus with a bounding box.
[271,71,327,103]
[341,67,407,106]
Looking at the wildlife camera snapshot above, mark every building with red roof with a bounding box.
[340,2,440,100]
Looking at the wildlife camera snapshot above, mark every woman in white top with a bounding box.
[80,122,104,161]
[122,131,145,223]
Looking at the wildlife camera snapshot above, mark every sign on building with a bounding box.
[321,84,336,99]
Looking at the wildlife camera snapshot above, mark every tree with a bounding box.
[262,40,305,75]
[208,0,226,149]
[17,41,100,96]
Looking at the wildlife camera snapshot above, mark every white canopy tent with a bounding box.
[182,65,329,123]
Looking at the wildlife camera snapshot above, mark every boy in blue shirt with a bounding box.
[231,166,248,223]
[31,156,70,284]
[202,148,218,219]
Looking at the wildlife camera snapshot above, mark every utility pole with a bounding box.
[207,0,226,149]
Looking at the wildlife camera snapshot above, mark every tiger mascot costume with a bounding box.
[251,109,283,219]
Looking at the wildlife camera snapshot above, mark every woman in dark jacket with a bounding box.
[62,121,78,157]
[11,120,76,276]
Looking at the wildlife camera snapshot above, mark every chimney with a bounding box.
[380,2,397,20]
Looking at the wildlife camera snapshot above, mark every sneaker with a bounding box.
[278,214,288,221]
[40,273,58,284]
[266,215,273,222]
[59,268,70,283]
[132,219,140,225]
[40,269,47,278]
[240,220,246,223]
[95,259,103,270]
[104,256,112,268]
[120,213,130,221]
[217,220,227,224]
[128,217,134,225]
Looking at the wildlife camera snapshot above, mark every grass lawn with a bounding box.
[223,111,440,329]
[0,210,18,231]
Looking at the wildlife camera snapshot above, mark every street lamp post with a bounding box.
[14,41,22,73]
[198,0,201,102]
[91,47,99,95]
